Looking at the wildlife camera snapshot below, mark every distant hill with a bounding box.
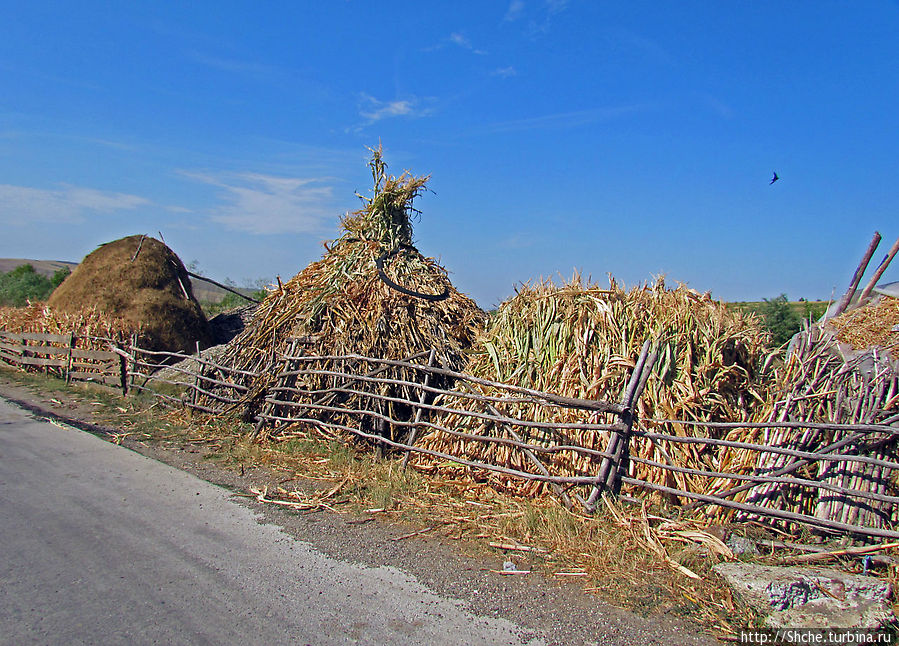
[0,258,78,278]
[0,258,251,304]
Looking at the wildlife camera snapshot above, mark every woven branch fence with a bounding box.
[2,330,898,540]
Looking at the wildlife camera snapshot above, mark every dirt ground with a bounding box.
[0,369,721,646]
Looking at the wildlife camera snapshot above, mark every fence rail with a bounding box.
[1,329,897,540]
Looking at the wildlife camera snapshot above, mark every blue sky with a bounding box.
[2,1,898,307]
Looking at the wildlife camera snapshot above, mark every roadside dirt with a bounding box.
[0,370,721,646]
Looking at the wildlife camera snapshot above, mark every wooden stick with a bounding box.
[260,397,616,461]
[130,234,145,262]
[186,271,261,304]
[833,231,881,317]
[488,542,548,553]
[858,235,899,303]
[586,340,652,508]
[278,353,625,415]
[630,455,899,506]
[759,538,896,567]
[779,541,899,564]
[619,476,899,540]
[401,348,437,468]
[486,403,574,509]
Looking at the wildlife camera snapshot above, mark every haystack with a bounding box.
[48,235,212,354]
[414,275,774,497]
[218,147,486,439]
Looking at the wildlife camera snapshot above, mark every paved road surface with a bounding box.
[0,398,543,646]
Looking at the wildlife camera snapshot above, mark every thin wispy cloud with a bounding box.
[700,94,734,119]
[449,32,487,55]
[181,170,338,235]
[546,0,569,16]
[504,0,525,22]
[480,104,650,134]
[607,27,675,66]
[424,32,487,55]
[0,184,149,224]
[491,66,518,78]
[186,50,285,82]
[506,0,571,36]
[354,94,434,129]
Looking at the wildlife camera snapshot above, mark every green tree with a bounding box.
[51,267,71,288]
[0,264,56,306]
[760,294,802,347]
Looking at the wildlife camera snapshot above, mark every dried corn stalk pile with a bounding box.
[414,275,773,496]
[713,297,899,529]
[0,303,132,348]
[213,147,486,439]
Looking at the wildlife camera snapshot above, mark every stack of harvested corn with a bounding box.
[415,275,774,497]
[216,146,486,440]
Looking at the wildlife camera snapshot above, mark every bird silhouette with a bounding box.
[770,171,779,185]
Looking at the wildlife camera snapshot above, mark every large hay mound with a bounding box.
[219,147,486,437]
[48,235,212,353]
[415,275,774,496]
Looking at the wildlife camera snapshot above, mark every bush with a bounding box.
[0,265,57,306]
[760,294,802,347]
[51,267,71,288]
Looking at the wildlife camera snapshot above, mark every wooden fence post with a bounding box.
[119,348,129,396]
[128,334,138,392]
[400,348,438,469]
[190,341,201,409]
[584,339,657,511]
[64,333,75,385]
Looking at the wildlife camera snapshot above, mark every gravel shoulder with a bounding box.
[0,370,720,646]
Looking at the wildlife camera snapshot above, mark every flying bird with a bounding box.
[769,171,779,185]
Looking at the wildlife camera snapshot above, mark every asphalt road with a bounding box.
[0,397,544,646]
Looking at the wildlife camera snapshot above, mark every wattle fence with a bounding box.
[2,329,898,541]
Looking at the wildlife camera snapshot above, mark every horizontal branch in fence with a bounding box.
[628,455,899,506]
[619,476,899,541]
[647,417,899,438]
[257,411,615,489]
[633,429,899,472]
[0,331,72,344]
[134,365,248,393]
[149,389,225,415]
[276,365,618,415]
[122,347,260,379]
[2,355,67,368]
[71,348,118,362]
[67,372,122,386]
[261,397,616,462]
[270,383,623,434]
[278,352,626,415]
